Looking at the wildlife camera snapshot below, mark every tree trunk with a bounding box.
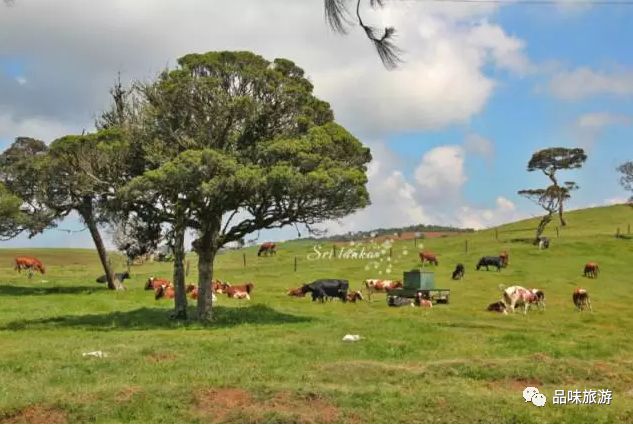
[194,226,219,322]
[80,203,123,291]
[171,219,188,320]
[558,203,567,227]
[534,213,553,244]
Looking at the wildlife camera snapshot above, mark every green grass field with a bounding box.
[0,205,632,423]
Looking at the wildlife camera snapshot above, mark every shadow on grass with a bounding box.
[0,284,107,296]
[1,304,312,331]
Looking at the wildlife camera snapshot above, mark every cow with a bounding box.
[573,288,592,312]
[487,301,507,313]
[501,285,544,314]
[346,291,364,303]
[301,279,349,303]
[584,262,599,279]
[419,251,439,266]
[476,256,504,271]
[96,271,130,284]
[287,287,306,297]
[414,292,433,308]
[145,277,172,290]
[188,285,217,302]
[225,283,254,300]
[257,242,277,257]
[14,256,46,277]
[499,251,509,268]
[452,263,465,280]
[363,279,402,301]
[538,237,550,250]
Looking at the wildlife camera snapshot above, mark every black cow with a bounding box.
[96,271,131,284]
[452,263,465,280]
[301,279,349,303]
[476,256,503,271]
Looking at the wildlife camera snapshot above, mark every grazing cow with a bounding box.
[14,256,46,277]
[573,288,592,312]
[301,279,349,303]
[584,262,600,279]
[257,242,277,257]
[287,287,306,297]
[499,251,509,268]
[501,285,544,314]
[363,279,402,301]
[419,251,439,266]
[538,237,550,250]
[414,292,433,308]
[487,301,507,313]
[96,271,130,284]
[145,277,171,290]
[452,263,465,280]
[476,256,504,271]
[225,283,254,300]
[346,291,364,303]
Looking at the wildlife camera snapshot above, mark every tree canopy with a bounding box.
[617,161,633,204]
[120,51,372,320]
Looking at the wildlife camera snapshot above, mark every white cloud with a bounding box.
[15,76,27,85]
[571,112,632,148]
[550,67,633,100]
[457,196,525,229]
[0,112,76,143]
[464,133,495,162]
[605,196,629,205]
[414,145,466,203]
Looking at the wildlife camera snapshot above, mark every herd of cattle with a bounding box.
[12,242,601,315]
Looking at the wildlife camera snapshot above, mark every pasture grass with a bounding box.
[0,205,632,423]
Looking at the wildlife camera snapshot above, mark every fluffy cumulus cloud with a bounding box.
[457,196,524,229]
[414,145,466,203]
[549,67,633,100]
[464,133,495,162]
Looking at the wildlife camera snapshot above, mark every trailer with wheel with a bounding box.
[387,269,450,304]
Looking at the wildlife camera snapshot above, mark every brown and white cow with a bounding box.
[419,251,439,266]
[501,285,544,314]
[145,277,172,291]
[573,288,592,312]
[363,279,402,301]
[14,256,46,277]
[257,242,277,256]
[225,283,254,300]
[346,291,364,303]
[584,262,599,279]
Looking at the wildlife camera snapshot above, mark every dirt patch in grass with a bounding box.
[486,378,543,391]
[194,387,344,423]
[0,405,68,424]
[115,386,143,403]
[145,352,177,363]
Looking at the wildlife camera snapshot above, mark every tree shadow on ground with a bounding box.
[0,285,107,296]
[1,304,312,331]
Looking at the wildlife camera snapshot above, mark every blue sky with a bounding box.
[1,0,632,249]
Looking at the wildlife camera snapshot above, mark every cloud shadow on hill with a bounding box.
[1,304,312,331]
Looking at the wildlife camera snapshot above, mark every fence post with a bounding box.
[616,227,620,238]
[465,240,468,253]
[333,244,337,258]
[628,224,631,234]
[243,253,246,268]
[414,238,417,247]
[495,229,498,240]
[556,227,559,238]
[294,256,297,272]
[390,248,393,258]
[185,260,190,277]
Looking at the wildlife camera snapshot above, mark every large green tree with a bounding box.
[122,51,372,321]
[526,147,587,226]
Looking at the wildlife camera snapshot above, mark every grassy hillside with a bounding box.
[0,205,632,423]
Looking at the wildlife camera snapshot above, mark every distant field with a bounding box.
[0,205,632,423]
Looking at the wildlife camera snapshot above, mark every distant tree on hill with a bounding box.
[526,147,587,226]
[617,161,633,205]
[518,183,576,243]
